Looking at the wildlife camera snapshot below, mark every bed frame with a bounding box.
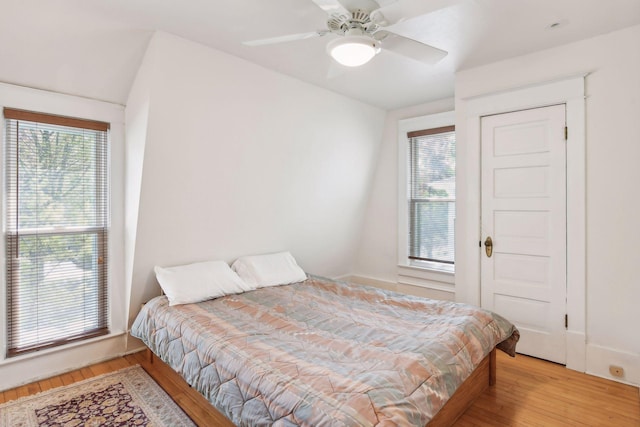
[142,346,497,426]
[428,348,496,426]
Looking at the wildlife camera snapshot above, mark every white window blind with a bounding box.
[4,108,110,357]
[408,125,455,265]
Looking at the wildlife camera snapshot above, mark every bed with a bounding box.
[131,275,519,426]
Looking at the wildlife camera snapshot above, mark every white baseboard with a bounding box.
[586,343,640,387]
[0,333,127,391]
[566,330,586,372]
[124,345,147,355]
[347,275,455,301]
[331,274,353,282]
[346,275,396,290]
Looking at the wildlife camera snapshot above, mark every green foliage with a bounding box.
[15,123,104,269]
[17,125,100,229]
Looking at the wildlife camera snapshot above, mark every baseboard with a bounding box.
[586,343,640,387]
[331,274,353,282]
[565,330,586,372]
[347,275,455,301]
[346,275,396,290]
[124,345,147,356]
[0,333,127,391]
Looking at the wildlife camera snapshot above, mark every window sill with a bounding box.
[0,330,126,366]
[397,262,455,292]
[408,259,454,274]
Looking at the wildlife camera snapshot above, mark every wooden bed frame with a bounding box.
[142,346,497,426]
[429,348,496,426]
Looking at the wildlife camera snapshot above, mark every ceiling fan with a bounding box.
[242,0,448,67]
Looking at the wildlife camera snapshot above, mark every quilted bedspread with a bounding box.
[131,276,519,426]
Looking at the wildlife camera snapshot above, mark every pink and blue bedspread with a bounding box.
[131,276,518,426]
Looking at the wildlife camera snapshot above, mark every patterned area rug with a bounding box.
[0,365,195,426]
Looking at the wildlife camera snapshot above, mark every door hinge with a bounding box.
[564,126,568,140]
[565,314,568,329]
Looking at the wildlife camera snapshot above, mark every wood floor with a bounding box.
[1,350,638,426]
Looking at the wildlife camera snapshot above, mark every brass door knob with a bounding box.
[484,236,493,258]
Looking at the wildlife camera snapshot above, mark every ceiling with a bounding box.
[1,0,639,110]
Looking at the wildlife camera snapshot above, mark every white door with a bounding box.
[480,104,567,364]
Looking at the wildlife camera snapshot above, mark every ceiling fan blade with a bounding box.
[376,30,447,64]
[370,0,398,8]
[309,0,350,16]
[376,0,461,26]
[335,0,395,13]
[243,31,328,47]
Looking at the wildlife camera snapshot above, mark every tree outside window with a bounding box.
[4,109,109,357]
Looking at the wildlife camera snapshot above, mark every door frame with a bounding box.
[456,75,586,372]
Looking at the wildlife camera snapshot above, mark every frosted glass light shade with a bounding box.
[327,36,380,67]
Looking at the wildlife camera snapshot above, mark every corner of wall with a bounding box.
[123,35,157,336]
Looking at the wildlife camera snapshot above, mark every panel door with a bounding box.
[481,104,567,364]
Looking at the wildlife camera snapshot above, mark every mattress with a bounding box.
[131,276,519,426]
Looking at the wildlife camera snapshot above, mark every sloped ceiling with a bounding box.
[1,0,639,109]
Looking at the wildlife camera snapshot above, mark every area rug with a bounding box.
[0,365,195,426]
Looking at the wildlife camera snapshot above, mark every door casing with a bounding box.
[456,75,586,372]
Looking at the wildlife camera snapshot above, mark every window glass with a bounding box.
[4,109,109,357]
[408,126,455,265]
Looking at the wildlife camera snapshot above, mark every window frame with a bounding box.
[0,83,125,372]
[3,108,111,357]
[408,125,455,266]
[397,111,455,288]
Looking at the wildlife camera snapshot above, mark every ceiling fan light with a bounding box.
[327,36,380,67]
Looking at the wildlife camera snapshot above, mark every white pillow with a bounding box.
[155,260,254,306]
[231,251,307,288]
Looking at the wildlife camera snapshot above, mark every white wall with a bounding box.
[352,97,455,300]
[454,25,640,385]
[125,32,386,330]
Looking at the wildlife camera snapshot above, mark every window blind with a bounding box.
[4,108,110,357]
[408,125,455,265]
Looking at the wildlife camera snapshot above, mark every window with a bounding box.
[4,108,109,357]
[407,125,455,267]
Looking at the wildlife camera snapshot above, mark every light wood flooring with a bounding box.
[1,350,638,426]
